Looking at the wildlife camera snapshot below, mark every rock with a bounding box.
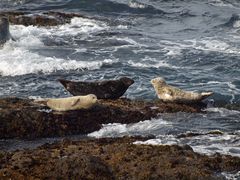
[0,11,84,26]
[0,97,206,139]
[0,17,11,45]
[0,137,239,179]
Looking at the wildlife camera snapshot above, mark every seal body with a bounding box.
[151,77,213,103]
[46,94,97,111]
[59,77,134,99]
[0,17,11,45]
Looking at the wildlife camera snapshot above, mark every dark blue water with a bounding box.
[0,0,239,162]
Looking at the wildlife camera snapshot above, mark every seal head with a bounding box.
[151,77,166,86]
[120,77,134,86]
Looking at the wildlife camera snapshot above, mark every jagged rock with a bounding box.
[0,97,205,139]
[0,137,239,179]
[0,11,84,26]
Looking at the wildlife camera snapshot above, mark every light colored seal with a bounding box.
[46,94,97,111]
[151,77,213,103]
[0,17,11,45]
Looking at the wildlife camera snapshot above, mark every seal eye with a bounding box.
[151,79,155,84]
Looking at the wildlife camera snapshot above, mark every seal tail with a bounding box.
[200,92,214,99]
[33,98,49,106]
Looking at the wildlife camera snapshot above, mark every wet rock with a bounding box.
[0,97,206,139]
[0,137,239,179]
[177,130,224,138]
[0,11,84,26]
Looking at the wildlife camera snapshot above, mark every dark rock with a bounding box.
[0,17,11,45]
[0,137,239,179]
[0,97,205,139]
[0,11,84,26]
[177,130,224,139]
[59,77,134,99]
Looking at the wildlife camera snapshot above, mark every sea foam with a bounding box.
[0,17,110,76]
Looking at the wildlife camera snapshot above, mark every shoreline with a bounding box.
[0,97,205,139]
[0,136,239,179]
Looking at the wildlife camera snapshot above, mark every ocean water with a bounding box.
[0,0,240,168]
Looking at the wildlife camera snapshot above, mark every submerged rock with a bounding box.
[0,97,205,139]
[0,137,239,179]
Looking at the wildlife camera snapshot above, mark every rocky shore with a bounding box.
[0,137,239,179]
[0,10,239,179]
[0,97,205,139]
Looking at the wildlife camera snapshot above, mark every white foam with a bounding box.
[10,17,108,40]
[55,17,108,36]
[222,171,240,180]
[208,0,236,8]
[117,25,128,29]
[233,20,240,28]
[204,108,240,117]
[127,56,178,69]
[160,38,240,56]
[197,39,229,52]
[0,44,116,76]
[1,0,27,6]
[116,37,141,46]
[88,118,172,138]
[127,60,174,68]
[128,0,147,9]
[0,17,111,76]
[134,135,178,146]
[134,132,240,157]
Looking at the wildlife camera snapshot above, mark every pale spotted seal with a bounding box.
[151,77,213,103]
[45,94,97,111]
[59,77,134,99]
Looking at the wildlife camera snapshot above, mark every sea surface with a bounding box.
[0,0,240,176]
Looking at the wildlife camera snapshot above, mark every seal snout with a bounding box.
[151,77,165,85]
[87,94,98,103]
[120,77,134,86]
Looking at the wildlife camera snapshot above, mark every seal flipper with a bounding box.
[200,92,213,99]
[71,98,80,107]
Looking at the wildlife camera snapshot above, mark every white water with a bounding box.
[88,118,172,138]
[89,109,240,157]
[134,132,240,157]
[0,17,111,76]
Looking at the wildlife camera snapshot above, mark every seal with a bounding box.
[0,17,11,45]
[59,77,134,99]
[46,94,97,111]
[151,77,213,103]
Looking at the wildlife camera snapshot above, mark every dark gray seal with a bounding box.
[0,17,11,45]
[59,77,134,99]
